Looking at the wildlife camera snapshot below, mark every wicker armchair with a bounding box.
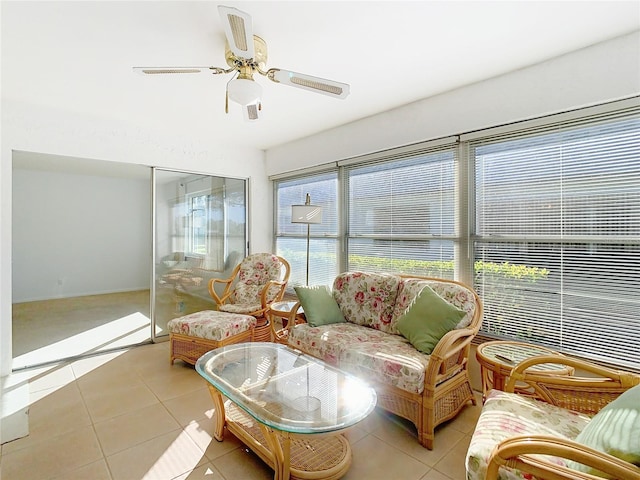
[208,253,290,320]
[466,354,640,480]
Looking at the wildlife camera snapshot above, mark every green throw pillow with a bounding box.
[294,285,346,327]
[567,383,640,477]
[396,286,466,354]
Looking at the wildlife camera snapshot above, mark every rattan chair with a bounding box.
[467,354,640,480]
[209,253,290,321]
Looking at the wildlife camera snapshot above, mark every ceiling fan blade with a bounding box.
[133,66,227,75]
[267,69,350,99]
[218,5,254,60]
[243,102,260,122]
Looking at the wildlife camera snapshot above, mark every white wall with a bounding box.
[12,168,151,302]
[266,32,640,174]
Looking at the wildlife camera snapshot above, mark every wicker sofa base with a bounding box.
[356,364,475,450]
[169,329,254,365]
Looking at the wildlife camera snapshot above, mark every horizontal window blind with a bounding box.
[275,171,339,287]
[344,146,458,277]
[473,110,640,368]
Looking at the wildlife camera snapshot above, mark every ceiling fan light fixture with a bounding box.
[227,77,262,106]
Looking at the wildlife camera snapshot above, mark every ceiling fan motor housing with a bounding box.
[225,35,268,71]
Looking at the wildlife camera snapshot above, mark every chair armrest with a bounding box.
[259,279,288,308]
[505,354,640,413]
[208,277,234,306]
[486,434,640,480]
[208,263,241,306]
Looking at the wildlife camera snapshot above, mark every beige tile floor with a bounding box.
[0,342,481,480]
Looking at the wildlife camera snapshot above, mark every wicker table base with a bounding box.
[253,318,272,342]
[208,385,352,480]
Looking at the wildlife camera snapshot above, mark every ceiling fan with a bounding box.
[133,5,350,121]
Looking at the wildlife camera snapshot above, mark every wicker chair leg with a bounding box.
[169,338,175,365]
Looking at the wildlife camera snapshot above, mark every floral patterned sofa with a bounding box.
[283,272,483,449]
[466,354,640,480]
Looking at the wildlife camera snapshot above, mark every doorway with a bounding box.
[11,153,247,369]
[12,152,152,369]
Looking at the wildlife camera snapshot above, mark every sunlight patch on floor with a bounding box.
[12,312,157,370]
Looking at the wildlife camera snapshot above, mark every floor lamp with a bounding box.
[291,194,323,285]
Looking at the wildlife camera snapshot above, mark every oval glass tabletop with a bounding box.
[196,342,377,434]
[481,342,568,372]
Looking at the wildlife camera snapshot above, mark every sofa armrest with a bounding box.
[486,435,640,480]
[426,326,477,387]
[424,282,482,389]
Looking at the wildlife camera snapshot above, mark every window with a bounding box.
[272,99,639,369]
[343,147,457,277]
[472,111,640,369]
[275,172,339,287]
[187,193,212,255]
[180,176,246,271]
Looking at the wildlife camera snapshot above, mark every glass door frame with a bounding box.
[151,167,249,343]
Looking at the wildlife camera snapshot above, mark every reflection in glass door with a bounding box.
[152,169,247,339]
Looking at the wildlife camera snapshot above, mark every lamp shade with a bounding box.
[291,204,323,224]
[228,78,262,106]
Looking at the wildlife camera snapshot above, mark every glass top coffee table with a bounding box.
[196,342,377,480]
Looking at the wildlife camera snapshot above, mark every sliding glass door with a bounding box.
[152,169,247,340]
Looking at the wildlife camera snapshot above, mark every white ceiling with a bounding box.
[2,1,639,152]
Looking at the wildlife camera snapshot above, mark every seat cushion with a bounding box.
[167,310,256,341]
[288,323,372,366]
[219,303,262,314]
[338,334,431,395]
[288,323,430,394]
[466,389,592,480]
